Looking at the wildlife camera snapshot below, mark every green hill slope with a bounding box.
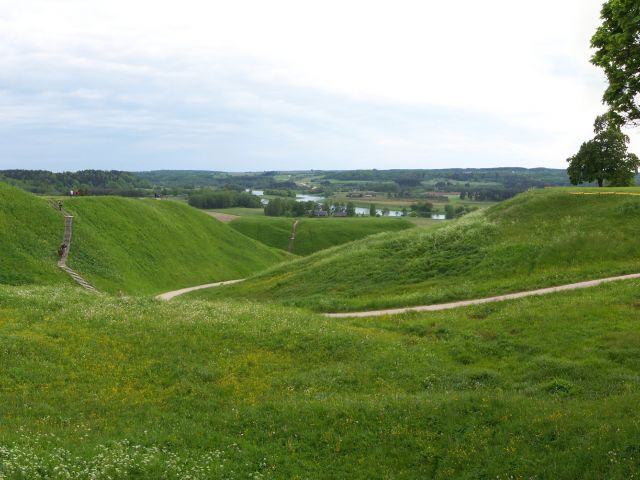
[193,188,640,311]
[0,280,639,478]
[229,216,415,255]
[0,183,68,286]
[60,197,291,294]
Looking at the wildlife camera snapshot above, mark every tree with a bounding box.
[591,0,640,125]
[567,115,639,187]
[444,204,455,219]
[346,202,356,217]
[369,204,376,217]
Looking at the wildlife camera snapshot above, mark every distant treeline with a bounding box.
[323,168,574,189]
[264,198,358,217]
[459,189,523,202]
[187,189,261,209]
[135,170,298,191]
[0,170,151,196]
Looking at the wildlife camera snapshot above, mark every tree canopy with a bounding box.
[591,0,640,125]
[567,115,639,186]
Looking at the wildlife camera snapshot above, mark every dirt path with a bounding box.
[156,279,245,300]
[206,211,240,223]
[287,219,300,253]
[324,273,640,318]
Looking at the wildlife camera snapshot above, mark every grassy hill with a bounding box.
[0,183,69,286]
[193,188,640,311]
[0,280,639,478]
[60,197,291,294]
[229,216,415,255]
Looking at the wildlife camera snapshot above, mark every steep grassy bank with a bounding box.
[0,281,639,478]
[193,188,640,311]
[229,216,415,255]
[61,197,290,294]
[0,183,68,286]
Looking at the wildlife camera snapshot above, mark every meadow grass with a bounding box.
[210,207,265,217]
[0,183,70,286]
[192,188,640,311]
[0,280,639,478]
[230,216,415,255]
[60,197,290,295]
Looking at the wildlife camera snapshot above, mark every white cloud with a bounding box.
[0,0,636,170]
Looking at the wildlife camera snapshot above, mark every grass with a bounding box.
[59,197,290,295]
[193,188,640,311]
[230,216,416,255]
[0,280,639,478]
[0,183,69,286]
[210,207,265,216]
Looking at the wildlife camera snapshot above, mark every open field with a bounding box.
[59,196,290,294]
[0,280,639,479]
[229,216,416,255]
[193,188,640,311]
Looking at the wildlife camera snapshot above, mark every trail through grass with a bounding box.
[0,281,639,478]
[193,188,640,311]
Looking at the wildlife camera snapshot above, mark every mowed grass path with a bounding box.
[194,188,640,311]
[229,216,415,255]
[61,197,291,295]
[0,281,639,478]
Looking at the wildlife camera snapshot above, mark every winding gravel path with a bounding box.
[155,272,640,316]
[324,273,640,318]
[287,219,300,253]
[156,279,245,300]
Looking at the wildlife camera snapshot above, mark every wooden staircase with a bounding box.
[48,199,98,293]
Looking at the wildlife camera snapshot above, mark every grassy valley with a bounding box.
[2,183,640,478]
[193,188,640,311]
[229,216,415,255]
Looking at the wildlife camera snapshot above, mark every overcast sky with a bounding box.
[0,0,636,172]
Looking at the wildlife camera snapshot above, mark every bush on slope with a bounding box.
[193,188,640,311]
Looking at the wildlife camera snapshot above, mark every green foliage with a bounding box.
[0,169,151,195]
[1,280,640,478]
[0,183,68,286]
[591,0,640,125]
[196,188,640,311]
[410,200,433,217]
[60,196,290,294]
[230,216,415,255]
[263,188,296,197]
[567,115,639,187]
[187,189,261,209]
[264,198,312,217]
